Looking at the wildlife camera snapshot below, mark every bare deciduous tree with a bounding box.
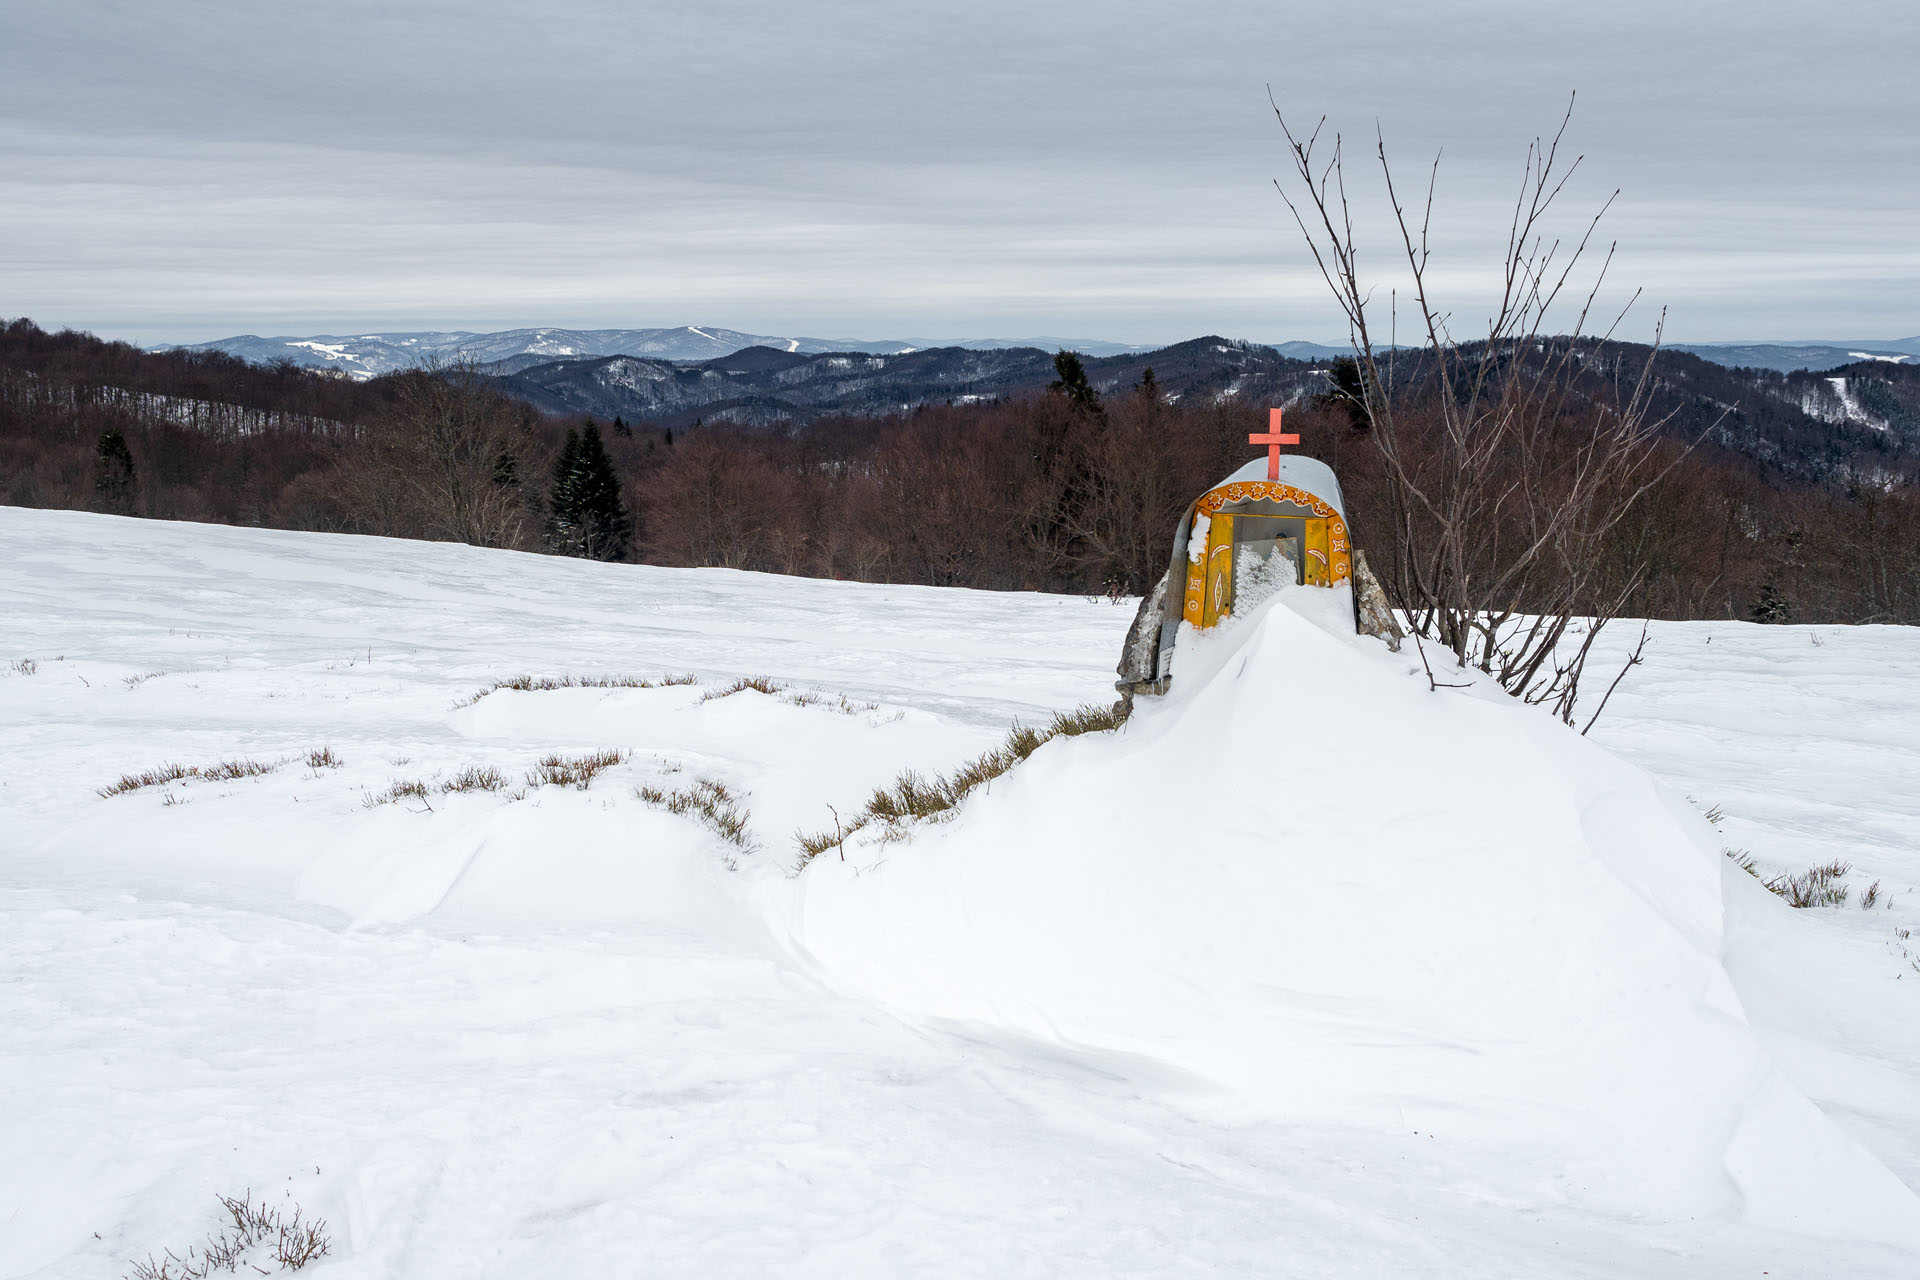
[341,358,533,548]
[1271,94,1714,728]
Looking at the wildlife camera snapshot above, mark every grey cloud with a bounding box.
[3,1,1915,345]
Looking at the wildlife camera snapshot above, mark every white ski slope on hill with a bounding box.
[3,506,1919,1278]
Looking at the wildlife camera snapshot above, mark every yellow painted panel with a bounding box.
[1302,518,1330,586]
[1203,514,1234,626]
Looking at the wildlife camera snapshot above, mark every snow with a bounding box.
[286,340,358,361]
[1186,517,1209,563]
[4,506,1920,1277]
[1824,376,1889,431]
[1210,454,1348,518]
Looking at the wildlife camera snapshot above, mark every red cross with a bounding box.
[1249,408,1298,480]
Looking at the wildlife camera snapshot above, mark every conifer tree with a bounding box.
[547,421,632,561]
[1049,350,1104,420]
[94,428,137,513]
[1321,356,1371,431]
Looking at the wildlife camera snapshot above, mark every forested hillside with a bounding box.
[4,317,1917,624]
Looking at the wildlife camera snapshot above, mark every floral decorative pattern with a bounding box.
[1191,482,1352,585]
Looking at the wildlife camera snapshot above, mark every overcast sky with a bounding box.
[3,1,1915,346]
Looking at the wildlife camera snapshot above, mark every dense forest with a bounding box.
[4,317,1917,625]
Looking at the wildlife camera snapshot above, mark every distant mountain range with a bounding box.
[486,337,1314,429]
[1668,339,1919,374]
[154,325,1919,382]
[477,338,1920,483]
[150,326,1170,379]
[103,319,1920,483]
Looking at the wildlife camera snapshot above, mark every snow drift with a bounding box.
[795,582,1920,1243]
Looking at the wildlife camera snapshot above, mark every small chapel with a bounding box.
[1116,409,1400,698]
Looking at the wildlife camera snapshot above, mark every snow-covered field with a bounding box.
[3,506,1918,1278]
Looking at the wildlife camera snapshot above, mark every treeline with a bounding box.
[4,318,1918,625]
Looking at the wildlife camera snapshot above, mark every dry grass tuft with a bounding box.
[1723,842,1860,910]
[794,700,1129,867]
[1048,701,1130,737]
[100,757,282,798]
[1894,927,1920,974]
[782,689,881,715]
[122,670,167,689]
[458,673,697,707]
[699,675,786,702]
[101,762,198,797]
[795,806,871,863]
[442,765,508,794]
[527,748,627,790]
[9,658,38,676]
[201,758,278,783]
[363,778,433,809]
[1766,859,1853,908]
[637,777,756,850]
[305,747,343,770]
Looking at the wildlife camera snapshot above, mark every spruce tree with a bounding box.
[1322,357,1370,431]
[574,421,633,561]
[1049,350,1104,419]
[546,427,584,554]
[94,428,136,513]
[547,422,632,561]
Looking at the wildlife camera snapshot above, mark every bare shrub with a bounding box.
[527,749,626,790]
[126,1189,330,1279]
[338,358,534,549]
[637,778,756,851]
[7,658,36,676]
[441,765,507,794]
[1272,96,1714,729]
[698,675,785,703]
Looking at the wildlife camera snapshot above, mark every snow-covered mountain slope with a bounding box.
[149,328,1161,379]
[4,506,1919,1277]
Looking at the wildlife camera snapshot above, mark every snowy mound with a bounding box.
[796,584,1920,1242]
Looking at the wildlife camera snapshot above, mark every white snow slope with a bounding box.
[4,506,1919,1278]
